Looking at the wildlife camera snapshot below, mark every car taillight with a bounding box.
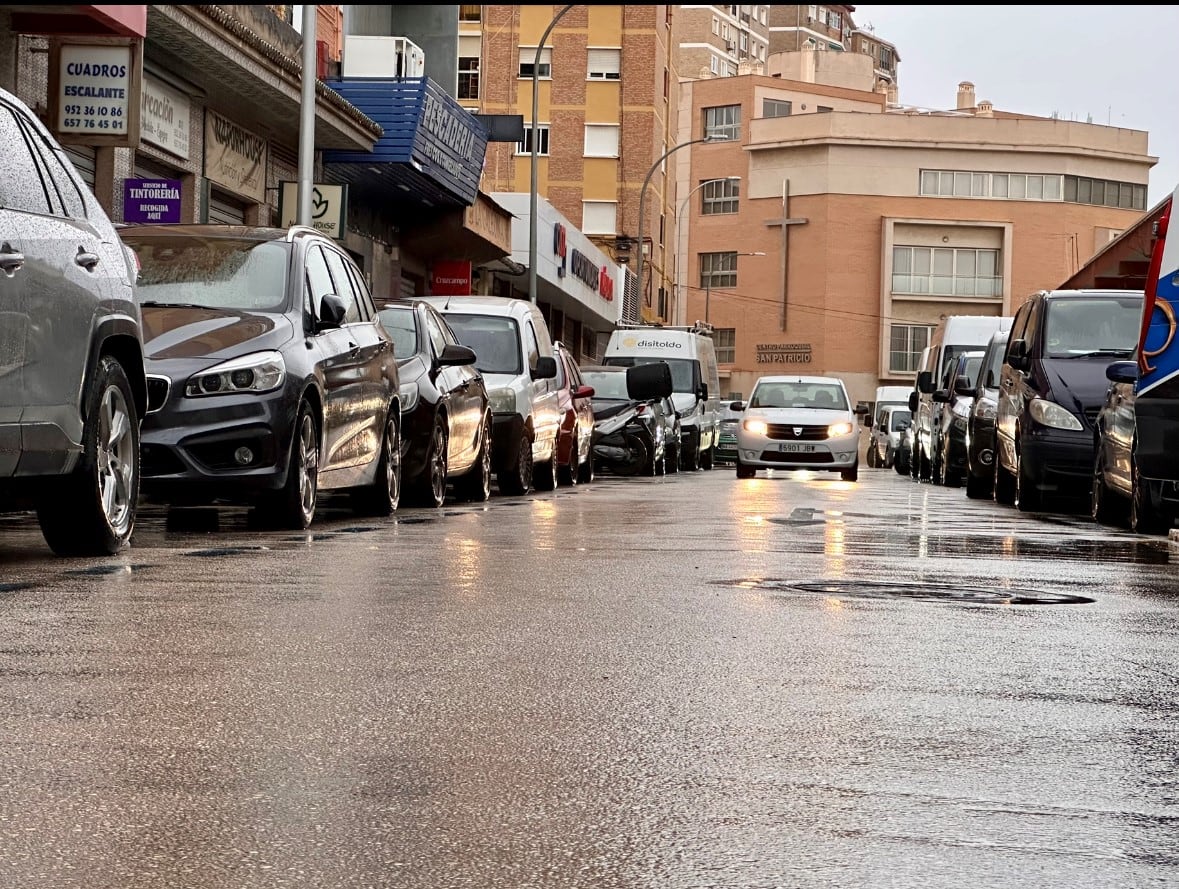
[636,404,649,416]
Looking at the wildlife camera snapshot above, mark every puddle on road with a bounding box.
[64,564,154,577]
[0,582,34,595]
[716,578,1096,606]
[184,546,270,558]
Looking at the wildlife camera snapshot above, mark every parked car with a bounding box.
[867,404,911,469]
[732,375,867,481]
[376,299,493,507]
[419,296,560,496]
[122,224,402,529]
[994,288,1143,512]
[0,87,147,556]
[553,341,597,485]
[581,363,676,476]
[714,401,743,465]
[895,414,915,476]
[964,329,1010,499]
[931,350,985,487]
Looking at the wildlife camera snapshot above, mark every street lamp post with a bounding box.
[528,4,575,305]
[675,176,740,326]
[634,135,720,321]
[705,251,765,324]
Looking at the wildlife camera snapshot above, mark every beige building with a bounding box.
[675,57,1155,404]
[672,4,770,79]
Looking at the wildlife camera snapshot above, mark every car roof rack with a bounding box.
[614,320,715,336]
[285,225,323,242]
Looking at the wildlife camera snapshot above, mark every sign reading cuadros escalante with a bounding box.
[204,109,267,203]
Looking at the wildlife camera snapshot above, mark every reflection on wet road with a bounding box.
[0,468,1176,888]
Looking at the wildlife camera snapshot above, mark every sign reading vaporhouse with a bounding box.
[140,75,190,159]
[278,182,348,240]
[123,178,182,224]
[50,40,142,147]
[205,109,267,203]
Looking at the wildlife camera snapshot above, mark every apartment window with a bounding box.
[714,327,736,363]
[763,98,792,118]
[739,32,748,51]
[880,46,894,69]
[582,201,617,235]
[709,55,719,75]
[701,178,740,215]
[830,11,842,31]
[712,16,720,34]
[808,5,818,19]
[920,169,1066,202]
[458,57,480,100]
[458,5,480,22]
[584,124,620,158]
[587,48,621,81]
[516,124,550,156]
[519,46,552,79]
[816,105,833,113]
[704,104,741,141]
[700,251,739,288]
[1063,175,1146,211]
[892,246,1002,298]
[889,324,933,374]
[664,68,670,99]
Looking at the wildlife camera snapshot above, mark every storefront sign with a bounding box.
[123,178,182,224]
[205,110,267,203]
[431,260,472,295]
[553,222,614,301]
[278,181,348,239]
[140,75,190,159]
[49,39,141,147]
[756,343,812,363]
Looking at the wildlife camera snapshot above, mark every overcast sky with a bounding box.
[852,5,1179,207]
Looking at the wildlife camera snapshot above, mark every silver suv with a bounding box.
[0,88,145,555]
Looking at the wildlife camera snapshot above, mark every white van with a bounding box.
[419,296,561,496]
[911,315,1013,482]
[603,323,722,470]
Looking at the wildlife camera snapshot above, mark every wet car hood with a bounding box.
[1040,357,1123,412]
[142,305,295,363]
[747,407,852,425]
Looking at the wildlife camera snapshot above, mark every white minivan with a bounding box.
[602,324,722,470]
[419,296,561,496]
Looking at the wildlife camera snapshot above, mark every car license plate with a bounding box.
[778,442,816,453]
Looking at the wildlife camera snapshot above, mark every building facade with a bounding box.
[671,4,770,80]
[676,57,1155,405]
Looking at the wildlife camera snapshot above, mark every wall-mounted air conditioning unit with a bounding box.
[342,35,426,78]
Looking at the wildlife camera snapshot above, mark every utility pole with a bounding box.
[297,4,317,226]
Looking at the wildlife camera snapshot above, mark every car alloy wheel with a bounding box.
[458,414,493,502]
[356,407,400,516]
[415,414,448,508]
[1090,445,1123,527]
[1130,454,1169,534]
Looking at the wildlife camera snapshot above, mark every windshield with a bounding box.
[749,381,848,410]
[1044,297,1142,358]
[581,371,629,399]
[442,313,522,375]
[982,339,1007,388]
[377,306,418,359]
[890,409,911,431]
[128,237,290,312]
[604,356,697,392]
[959,355,983,389]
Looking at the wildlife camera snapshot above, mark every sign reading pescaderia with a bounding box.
[277,181,348,240]
[140,75,190,159]
[756,343,812,363]
[205,109,267,203]
[49,38,142,147]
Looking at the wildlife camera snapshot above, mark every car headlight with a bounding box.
[185,350,285,397]
[974,400,997,420]
[399,381,419,413]
[488,387,516,414]
[743,418,768,436]
[1029,397,1082,431]
[827,421,854,437]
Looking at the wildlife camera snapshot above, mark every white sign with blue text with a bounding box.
[57,44,132,136]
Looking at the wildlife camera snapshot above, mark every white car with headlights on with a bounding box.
[733,375,867,481]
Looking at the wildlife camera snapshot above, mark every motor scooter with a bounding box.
[581,362,675,476]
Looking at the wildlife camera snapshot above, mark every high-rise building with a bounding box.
[672,4,771,80]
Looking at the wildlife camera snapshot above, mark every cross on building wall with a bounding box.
[763,179,808,332]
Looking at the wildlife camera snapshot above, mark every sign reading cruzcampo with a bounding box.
[204,109,267,203]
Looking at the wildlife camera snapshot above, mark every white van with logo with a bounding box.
[603,324,722,470]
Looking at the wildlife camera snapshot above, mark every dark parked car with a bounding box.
[553,341,597,485]
[932,350,984,487]
[994,289,1142,512]
[714,401,741,465]
[377,299,493,507]
[580,364,676,476]
[122,224,402,529]
[0,86,146,556]
[964,329,1009,499]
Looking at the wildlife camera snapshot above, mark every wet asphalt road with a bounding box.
[0,464,1177,889]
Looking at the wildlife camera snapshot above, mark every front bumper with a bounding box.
[735,430,859,471]
[139,378,299,504]
[1019,425,1092,495]
[490,411,526,472]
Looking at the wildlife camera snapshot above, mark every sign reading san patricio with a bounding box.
[756,343,813,363]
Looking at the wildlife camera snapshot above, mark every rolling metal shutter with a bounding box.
[208,189,246,225]
[63,145,97,189]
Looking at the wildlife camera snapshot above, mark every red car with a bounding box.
[553,341,597,486]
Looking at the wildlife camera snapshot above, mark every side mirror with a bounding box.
[532,356,558,380]
[732,401,746,412]
[854,404,869,415]
[626,361,673,400]
[954,378,974,396]
[1106,360,1138,384]
[697,383,709,401]
[916,370,933,394]
[573,384,595,399]
[438,343,477,367]
[908,392,918,412]
[1007,339,1029,372]
[932,388,950,404]
[861,414,873,427]
[318,294,348,329]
